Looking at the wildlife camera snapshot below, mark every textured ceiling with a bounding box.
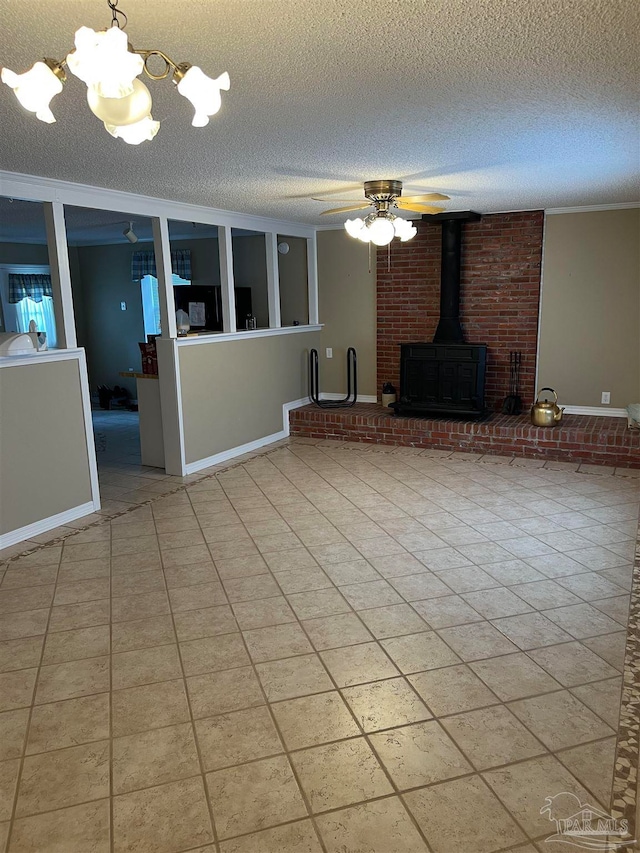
[1,0,638,226]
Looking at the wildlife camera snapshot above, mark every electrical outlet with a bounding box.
[120,301,127,311]
[601,391,611,404]
[326,347,333,358]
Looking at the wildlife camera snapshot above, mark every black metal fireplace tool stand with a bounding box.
[309,347,357,408]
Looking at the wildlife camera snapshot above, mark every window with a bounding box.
[0,266,58,349]
[140,273,190,338]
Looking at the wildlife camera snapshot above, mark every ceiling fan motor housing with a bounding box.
[364,179,403,202]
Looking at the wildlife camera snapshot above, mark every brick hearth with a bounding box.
[290,404,640,468]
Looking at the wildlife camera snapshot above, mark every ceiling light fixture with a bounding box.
[1,0,230,145]
[345,212,417,246]
[123,221,138,243]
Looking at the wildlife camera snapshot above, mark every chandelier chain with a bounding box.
[107,0,127,29]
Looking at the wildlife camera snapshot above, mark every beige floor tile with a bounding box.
[441,705,545,770]
[219,819,322,852]
[570,676,622,727]
[408,664,499,716]
[112,721,199,794]
[36,656,109,704]
[9,799,110,853]
[112,644,182,690]
[215,554,269,580]
[272,567,332,595]
[173,605,238,641]
[0,637,43,675]
[169,581,227,613]
[583,632,626,668]
[302,612,373,650]
[543,603,622,640]
[339,579,404,610]
[355,603,429,639]
[1,564,58,590]
[0,708,29,760]
[256,653,333,701]
[291,737,392,813]
[10,548,62,569]
[508,690,614,750]
[162,544,214,568]
[112,590,170,624]
[195,705,282,770]
[509,580,583,610]
[321,641,399,686]
[0,608,49,641]
[180,633,249,676]
[111,615,175,654]
[52,578,109,606]
[404,774,526,853]
[380,632,460,674]
[272,691,360,750]
[460,588,533,619]
[232,596,296,630]
[309,542,363,566]
[483,754,593,837]
[316,797,429,853]
[243,622,313,662]
[0,759,20,820]
[0,584,54,615]
[557,736,616,807]
[469,652,563,701]
[322,559,381,586]
[287,587,351,620]
[223,574,281,603]
[113,777,213,852]
[27,693,109,754]
[263,549,319,572]
[410,595,482,629]
[187,667,265,718]
[157,529,206,551]
[110,570,166,598]
[342,676,431,732]
[528,641,619,687]
[389,572,453,601]
[163,562,220,590]
[111,551,162,574]
[434,565,500,593]
[56,557,111,583]
[43,624,110,664]
[62,542,109,563]
[48,600,110,633]
[206,754,307,839]
[17,740,109,816]
[0,669,37,711]
[490,612,574,650]
[437,622,519,661]
[592,593,631,625]
[112,679,190,737]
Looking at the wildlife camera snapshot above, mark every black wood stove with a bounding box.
[392,211,487,419]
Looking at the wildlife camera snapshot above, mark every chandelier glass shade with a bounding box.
[345,212,417,246]
[1,2,230,144]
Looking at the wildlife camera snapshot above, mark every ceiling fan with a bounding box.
[314,179,449,216]
[313,180,450,246]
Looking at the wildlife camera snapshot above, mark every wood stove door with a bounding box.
[440,361,479,405]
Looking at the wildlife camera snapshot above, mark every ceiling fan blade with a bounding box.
[319,203,372,215]
[396,201,446,214]
[400,192,450,202]
[312,196,366,203]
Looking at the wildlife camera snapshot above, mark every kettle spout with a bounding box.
[554,407,565,422]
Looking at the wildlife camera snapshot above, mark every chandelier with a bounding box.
[344,213,417,246]
[1,0,230,144]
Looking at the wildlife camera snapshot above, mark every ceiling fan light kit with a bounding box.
[318,180,449,247]
[1,0,230,144]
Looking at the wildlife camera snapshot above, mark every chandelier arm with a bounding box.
[132,49,189,81]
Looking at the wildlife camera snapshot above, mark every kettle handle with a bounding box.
[536,387,558,404]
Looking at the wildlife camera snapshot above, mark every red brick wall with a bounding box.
[376,211,544,411]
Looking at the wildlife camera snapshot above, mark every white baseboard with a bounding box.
[183,396,311,475]
[0,501,96,550]
[563,405,627,418]
[319,393,378,403]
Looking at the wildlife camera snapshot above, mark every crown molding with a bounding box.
[545,202,640,215]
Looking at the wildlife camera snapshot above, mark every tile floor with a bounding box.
[0,439,638,852]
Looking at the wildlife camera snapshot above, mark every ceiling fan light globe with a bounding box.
[177,67,230,127]
[1,62,63,123]
[344,217,365,238]
[367,216,395,246]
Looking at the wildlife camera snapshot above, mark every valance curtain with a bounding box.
[8,274,53,303]
[131,249,191,281]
